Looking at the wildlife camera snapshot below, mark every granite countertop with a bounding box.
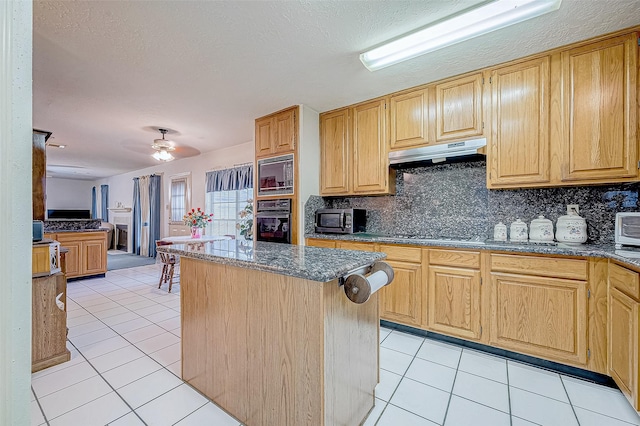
[48,229,107,233]
[156,240,386,282]
[304,233,640,269]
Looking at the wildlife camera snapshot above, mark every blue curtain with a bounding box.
[132,178,141,255]
[91,186,97,219]
[100,184,109,220]
[206,164,253,192]
[148,174,162,257]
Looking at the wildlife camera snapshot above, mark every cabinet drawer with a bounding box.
[610,262,640,301]
[379,245,422,263]
[337,241,374,252]
[56,231,107,243]
[429,249,480,269]
[306,238,337,249]
[491,253,587,280]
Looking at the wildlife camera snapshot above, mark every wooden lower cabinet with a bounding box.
[609,287,639,409]
[380,260,423,327]
[609,261,640,411]
[428,265,481,340]
[489,272,588,366]
[32,272,70,372]
[378,245,423,328]
[56,231,107,278]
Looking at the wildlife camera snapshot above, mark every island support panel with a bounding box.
[180,257,379,426]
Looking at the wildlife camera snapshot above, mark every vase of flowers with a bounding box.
[236,199,253,240]
[183,208,213,239]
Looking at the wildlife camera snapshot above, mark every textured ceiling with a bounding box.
[33,0,640,179]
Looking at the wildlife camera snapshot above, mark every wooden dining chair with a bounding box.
[156,240,177,293]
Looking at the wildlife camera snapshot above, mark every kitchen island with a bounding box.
[156,240,387,426]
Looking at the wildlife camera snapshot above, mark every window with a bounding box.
[205,187,252,238]
[169,173,191,223]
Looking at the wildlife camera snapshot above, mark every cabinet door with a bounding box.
[428,266,481,340]
[320,108,350,195]
[32,273,69,372]
[489,57,550,186]
[490,273,588,366]
[379,260,422,327]
[436,73,483,141]
[390,88,431,149]
[83,239,106,275]
[609,287,639,409]
[560,33,638,182]
[274,108,296,154]
[351,99,391,194]
[60,240,81,278]
[255,116,275,158]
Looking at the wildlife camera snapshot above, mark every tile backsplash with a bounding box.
[305,159,640,244]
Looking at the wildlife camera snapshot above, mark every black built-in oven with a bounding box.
[255,199,291,244]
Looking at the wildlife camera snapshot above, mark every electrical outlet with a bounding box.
[567,204,579,215]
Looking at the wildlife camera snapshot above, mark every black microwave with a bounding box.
[315,209,366,234]
[257,154,294,197]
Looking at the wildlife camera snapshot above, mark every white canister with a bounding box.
[510,219,528,242]
[529,215,554,242]
[555,211,587,244]
[493,222,507,242]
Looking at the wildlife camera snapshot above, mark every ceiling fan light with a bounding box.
[153,149,174,162]
[360,0,562,71]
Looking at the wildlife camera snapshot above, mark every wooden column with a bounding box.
[32,129,50,221]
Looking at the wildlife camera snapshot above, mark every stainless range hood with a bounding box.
[389,138,486,165]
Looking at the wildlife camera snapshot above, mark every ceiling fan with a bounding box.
[152,128,175,162]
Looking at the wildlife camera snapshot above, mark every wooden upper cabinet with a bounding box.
[351,99,394,195]
[255,106,298,158]
[436,73,484,141]
[389,88,432,150]
[274,107,296,154]
[489,57,551,187]
[320,108,350,195]
[560,33,638,182]
[255,116,275,157]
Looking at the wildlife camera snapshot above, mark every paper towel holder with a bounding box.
[342,261,394,304]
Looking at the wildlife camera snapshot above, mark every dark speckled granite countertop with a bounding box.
[305,233,640,269]
[157,240,386,282]
[49,229,108,233]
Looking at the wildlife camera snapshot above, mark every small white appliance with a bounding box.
[615,212,640,249]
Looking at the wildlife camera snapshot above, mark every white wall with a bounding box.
[298,104,320,242]
[1,1,32,424]
[46,178,95,210]
[95,141,254,237]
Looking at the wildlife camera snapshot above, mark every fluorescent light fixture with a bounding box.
[152,149,174,162]
[360,0,562,71]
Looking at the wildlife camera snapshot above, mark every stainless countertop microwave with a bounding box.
[315,209,366,234]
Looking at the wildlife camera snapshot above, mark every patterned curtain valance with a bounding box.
[205,164,253,192]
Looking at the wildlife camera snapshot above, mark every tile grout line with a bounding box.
[63,269,223,425]
[440,346,464,426]
[32,385,50,426]
[559,375,582,426]
[506,359,512,426]
[65,338,149,425]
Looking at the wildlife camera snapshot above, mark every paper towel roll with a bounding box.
[343,261,394,304]
[55,292,65,311]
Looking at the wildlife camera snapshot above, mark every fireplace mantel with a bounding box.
[109,208,133,253]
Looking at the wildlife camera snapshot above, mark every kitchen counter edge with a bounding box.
[305,233,640,269]
[157,240,386,283]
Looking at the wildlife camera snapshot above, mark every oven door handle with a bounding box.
[256,213,290,219]
[340,212,346,230]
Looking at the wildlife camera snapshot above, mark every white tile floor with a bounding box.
[32,264,640,426]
